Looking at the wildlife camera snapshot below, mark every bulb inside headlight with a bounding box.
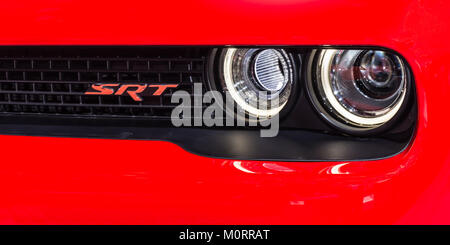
[309,49,409,130]
[221,48,294,118]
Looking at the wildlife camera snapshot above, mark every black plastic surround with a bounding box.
[0,46,417,161]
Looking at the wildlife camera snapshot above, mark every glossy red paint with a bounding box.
[0,0,449,224]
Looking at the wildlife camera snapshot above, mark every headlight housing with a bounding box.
[307,49,411,133]
[219,48,295,118]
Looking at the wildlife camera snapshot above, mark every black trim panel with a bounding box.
[0,120,409,161]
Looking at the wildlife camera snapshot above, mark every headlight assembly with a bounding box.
[209,46,414,137]
[307,49,411,133]
[220,48,295,118]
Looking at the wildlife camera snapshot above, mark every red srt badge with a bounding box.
[84,83,179,101]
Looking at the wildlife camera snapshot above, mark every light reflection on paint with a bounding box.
[262,163,295,172]
[232,161,256,174]
[330,163,350,175]
[319,162,351,175]
[363,194,375,203]
[290,200,305,206]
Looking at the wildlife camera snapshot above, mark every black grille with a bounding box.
[0,47,208,119]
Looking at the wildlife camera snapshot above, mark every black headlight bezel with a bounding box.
[207,46,416,137]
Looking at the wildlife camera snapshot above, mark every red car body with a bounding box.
[0,0,449,224]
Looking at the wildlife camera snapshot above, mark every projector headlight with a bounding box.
[220,48,294,118]
[308,49,410,132]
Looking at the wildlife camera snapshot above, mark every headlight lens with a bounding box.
[310,49,409,129]
[221,48,294,118]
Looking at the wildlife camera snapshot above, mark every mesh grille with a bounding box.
[0,47,207,119]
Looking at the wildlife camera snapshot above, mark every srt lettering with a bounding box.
[85,83,179,101]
